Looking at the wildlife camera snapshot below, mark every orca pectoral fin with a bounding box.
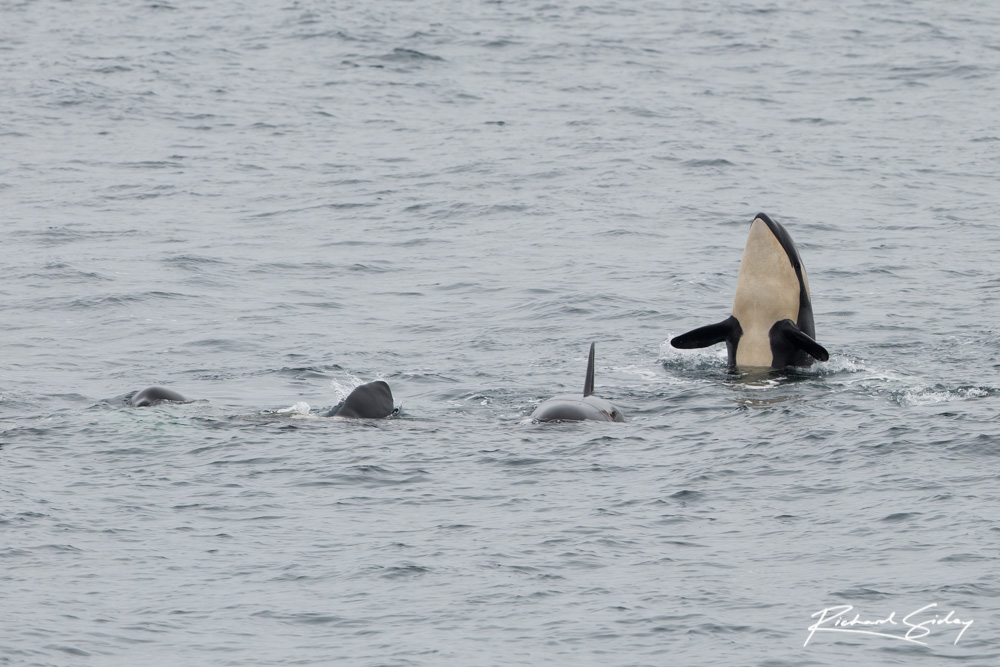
[775,319,829,362]
[671,316,738,349]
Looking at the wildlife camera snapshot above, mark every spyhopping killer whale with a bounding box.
[671,212,829,369]
[129,386,188,407]
[329,380,395,419]
[531,343,625,422]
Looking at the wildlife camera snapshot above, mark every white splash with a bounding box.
[275,401,311,415]
[658,336,728,369]
[891,385,992,407]
[330,376,364,402]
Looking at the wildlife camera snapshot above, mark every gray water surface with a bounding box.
[2,1,998,665]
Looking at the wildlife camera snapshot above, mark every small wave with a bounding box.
[887,63,985,81]
[889,384,997,407]
[265,365,343,379]
[251,611,345,624]
[295,29,354,41]
[380,47,444,62]
[787,117,841,125]
[121,160,184,169]
[347,262,392,273]
[21,262,113,282]
[163,254,228,269]
[93,64,132,74]
[682,158,735,168]
[38,291,188,310]
[375,563,432,579]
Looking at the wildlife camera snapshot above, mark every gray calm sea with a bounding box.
[2,1,998,665]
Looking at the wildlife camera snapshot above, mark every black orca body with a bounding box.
[129,386,188,407]
[671,213,829,369]
[531,343,625,422]
[330,381,394,419]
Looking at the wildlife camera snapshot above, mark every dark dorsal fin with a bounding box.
[584,342,596,397]
[334,380,394,418]
[671,316,739,349]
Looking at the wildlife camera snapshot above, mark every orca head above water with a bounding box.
[671,213,829,370]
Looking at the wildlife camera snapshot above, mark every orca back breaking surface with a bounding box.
[129,386,188,407]
[331,380,394,419]
[531,343,625,422]
[671,213,829,369]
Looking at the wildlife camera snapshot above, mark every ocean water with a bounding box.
[2,1,998,665]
